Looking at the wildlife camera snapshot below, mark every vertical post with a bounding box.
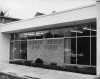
[90,24,91,66]
[96,1,100,75]
[0,32,10,63]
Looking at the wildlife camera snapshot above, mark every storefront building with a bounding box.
[0,1,100,79]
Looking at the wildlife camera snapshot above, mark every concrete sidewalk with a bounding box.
[0,63,97,79]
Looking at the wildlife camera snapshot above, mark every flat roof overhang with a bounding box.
[1,4,96,33]
[10,18,95,33]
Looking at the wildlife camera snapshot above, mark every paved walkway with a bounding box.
[0,63,97,79]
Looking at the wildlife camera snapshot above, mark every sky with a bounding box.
[0,0,96,19]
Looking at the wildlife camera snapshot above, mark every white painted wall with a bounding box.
[0,25,10,64]
[96,1,100,76]
[1,5,96,33]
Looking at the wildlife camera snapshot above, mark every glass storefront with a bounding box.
[10,22,96,74]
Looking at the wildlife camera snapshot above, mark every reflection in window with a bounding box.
[20,32,36,39]
[14,41,20,59]
[71,38,76,64]
[77,25,90,36]
[91,23,96,36]
[44,30,54,38]
[10,40,27,60]
[36,31,44,39]
[53,29,64,38]
[64,22,96,66]
[64,38,76,64]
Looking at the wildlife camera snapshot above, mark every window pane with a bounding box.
[77,26,90,36]
[69,27,77,37]
[11,33,14,40]
[44,30,53,38]
[53,29,64,38]
[91,37,96,66]
[70,31,76,37]
[64,28,71,37]
[36,31,44,39]
[14,41,20,59]
[71,38,76,64]
[10,41,14,60]
[64,38,76,64]
[14,33,20,40]
[64,38,71,64]
[91,31,96,36]
[20,40,27,59]
[91,22,96,36]
[19,32,36,39]
[77,37,90,65]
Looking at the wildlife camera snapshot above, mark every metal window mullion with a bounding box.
[64,31,65,63]
[76,32,78,65]
[70,38,72,64]
[13,33,15,60]
[19,40,21,59]
[12,40,14,60]
[64,38,65,63]
[90,24,92,66]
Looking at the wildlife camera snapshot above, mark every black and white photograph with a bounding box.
[0,0,99,79]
